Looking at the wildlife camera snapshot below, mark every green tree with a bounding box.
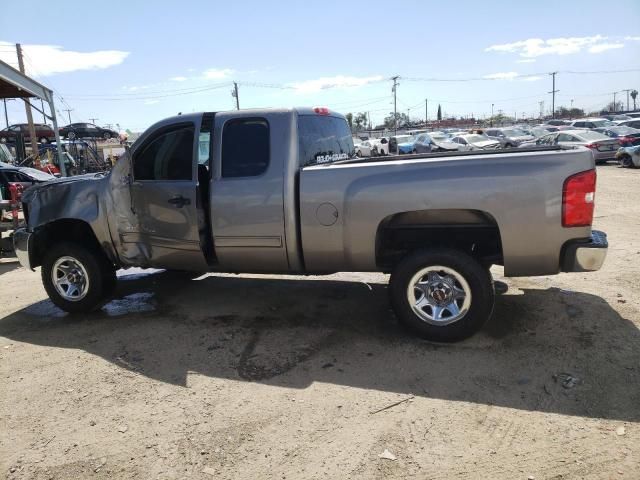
[606,100,624,112]
[345,113,353,130]
[383,112,410,128]
[437,104,442,121]
[354,112,368,131]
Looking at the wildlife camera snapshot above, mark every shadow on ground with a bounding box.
[1,270,638,421]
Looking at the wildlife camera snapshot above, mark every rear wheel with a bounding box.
[619,154,633,168]
[103,132,111,140]
[41,242,116,313]
[389,248,494,342]
[68,131,76,140]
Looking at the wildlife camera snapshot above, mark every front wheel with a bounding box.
[41,242,116,313]
[389,248,494,342]
[619,154,633,168]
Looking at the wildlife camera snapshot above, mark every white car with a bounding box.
[450,134,501,151]
[369,137,389,155]
[567,118,613,129]
[354,140,374,157]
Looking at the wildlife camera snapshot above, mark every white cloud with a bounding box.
[144,100,159,105]
[203,68,234,79]
[483,71,519,80]
[624,36,640,41]
[289,75,384,93]
[485,35,625,57]
[588,42,624,53]
[169,76,188,82]
[0,40,129,76]
[521,76,543,82]
[516,58,536,63]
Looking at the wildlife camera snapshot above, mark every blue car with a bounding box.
[395,135,416,154]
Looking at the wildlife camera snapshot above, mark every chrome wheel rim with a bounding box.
[407,266,471,326]
[52,256,90,302]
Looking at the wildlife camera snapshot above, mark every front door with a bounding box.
[127,121,209,271]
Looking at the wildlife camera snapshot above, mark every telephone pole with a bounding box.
[613,91,617,112]
[539,101,544,119]
[89,117,99,125]
[16,44,38,149]
[549,72,559,119]
[621,89,632,111]
[2,99,12,128]
[391,76,399,134]
[425,98,428,125]
[232,82,239,110]
[63,109,73,124]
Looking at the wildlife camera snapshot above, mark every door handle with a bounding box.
[167,195,191,207]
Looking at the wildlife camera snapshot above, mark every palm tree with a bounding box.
[631,90,638,111]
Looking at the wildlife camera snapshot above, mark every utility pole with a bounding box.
[539,101,544,119]
[621,89,632,111]
[2,99,11,128]
[232,82,239,110]
[89,117,99,125]
[367,111,370,130]
[613,92,617,112]
[425,98,428,125]
[16,44,38,149]
[570,99,574,119]
[391,76,399,134]
[549,72,558,119]
[63,109,73,124]
[490,103,494,126]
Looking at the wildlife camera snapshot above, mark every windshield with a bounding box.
[429,132,449,140]
[501,129,526,137]
[465,134,489,143]
[577,131,609,141]
[610,126,638,136]
[298,115,354,165]
[19,167,56,181]
[591,119,612,127]
[395,135,414,143]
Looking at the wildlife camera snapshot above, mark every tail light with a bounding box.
[313,106,330,115]
[584,143,599,150]
[619,136,634,145]
[562,169,596,227]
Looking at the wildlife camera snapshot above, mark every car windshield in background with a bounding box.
[298,115,354,166]
[466,134,489,143]
[577,131,610,141]
[610,126,639,135]
[502,129,526,136]
[591,120,612,127]
[19,167,56,181]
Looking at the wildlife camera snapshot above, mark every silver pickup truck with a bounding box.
[13,107,608,341]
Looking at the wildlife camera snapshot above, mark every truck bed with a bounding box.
[299,146,595,276]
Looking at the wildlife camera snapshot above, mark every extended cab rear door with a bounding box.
[209,111,290,272]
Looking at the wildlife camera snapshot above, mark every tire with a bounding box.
[389,248,494,342]
[356,150,362,157]
[41,241,116,313]
[68,131,76,140]
[619,155,633,168]
[103,132,111,140]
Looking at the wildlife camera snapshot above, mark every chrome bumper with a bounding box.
[13,228,33,270]
[561,230,608,272]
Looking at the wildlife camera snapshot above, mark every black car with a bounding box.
[59,123,119,141]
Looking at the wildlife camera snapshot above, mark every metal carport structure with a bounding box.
[0,59,66,176]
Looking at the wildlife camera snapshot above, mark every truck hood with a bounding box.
[471,140,501,149]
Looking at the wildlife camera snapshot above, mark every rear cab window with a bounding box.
[298,114,354,166]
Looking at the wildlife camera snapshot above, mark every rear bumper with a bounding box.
[13,227,33,270]
[561,230,608,272]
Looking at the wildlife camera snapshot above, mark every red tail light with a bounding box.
[313,106,330,115]
[562,169,596,227]
[619,136,634,145]
[584,143,599,150]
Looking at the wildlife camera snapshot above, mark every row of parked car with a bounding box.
[0,122,120,144]
[353,113,640,167]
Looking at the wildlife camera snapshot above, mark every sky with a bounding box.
[1,0,640,131]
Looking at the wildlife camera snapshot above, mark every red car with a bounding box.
[0,123,56,144]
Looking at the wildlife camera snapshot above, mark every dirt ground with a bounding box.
[1,164,639,479]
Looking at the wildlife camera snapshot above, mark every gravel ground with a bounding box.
[1,164,639,479]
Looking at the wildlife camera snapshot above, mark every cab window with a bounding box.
[133,126,194,181]
[221,118,269,177]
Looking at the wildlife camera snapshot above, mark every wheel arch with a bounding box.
[375,208,504,270]
[30,218,114,269]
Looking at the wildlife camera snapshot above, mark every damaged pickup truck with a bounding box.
[14,107,608,341]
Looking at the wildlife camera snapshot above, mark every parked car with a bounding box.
[0,161,56,190]
[412,132,459,153]
[59,123,119,141]
[615,145,640,168]
[614,119,640,130]
[601,114,631,122]
[568,118,613,129]
[592,126,640,147]
[397,135,417,154]
[354,140,374,157]
[546,119,570,126]
[484,128,535,148]
[389,135,414,154]
[14,107,608,342]
[521,129,619,163]
[530,126,560,138]
[0,123,56,144]
[369,137,389,155]
[450,134,501,151]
